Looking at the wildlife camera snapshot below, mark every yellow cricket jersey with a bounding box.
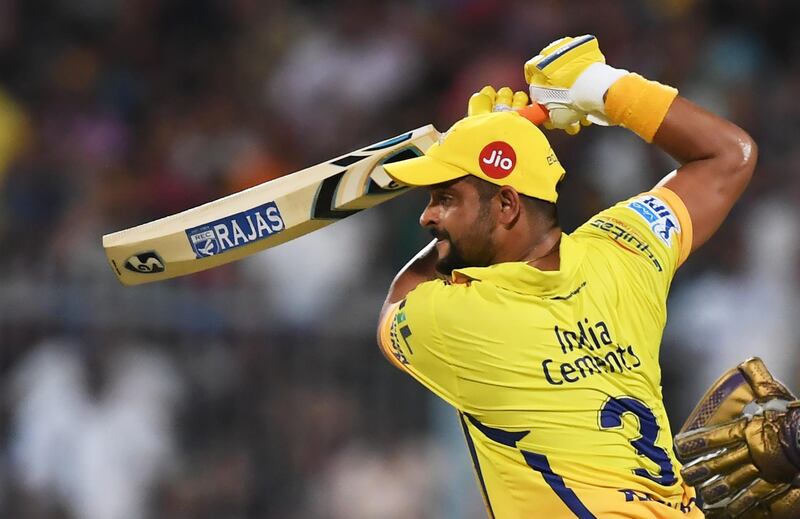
[379,187,703,518]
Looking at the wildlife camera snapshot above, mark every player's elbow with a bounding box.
[717,126,757,191]
[727,128,757,176]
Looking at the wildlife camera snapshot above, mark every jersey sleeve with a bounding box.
[573,186,693,281]
[378,280,463,409]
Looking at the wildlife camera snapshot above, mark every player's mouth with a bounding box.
[430,230,450,251]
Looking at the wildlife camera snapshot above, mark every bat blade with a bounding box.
[103,125,439,285]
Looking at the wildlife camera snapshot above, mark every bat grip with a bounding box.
[518,103,549,126]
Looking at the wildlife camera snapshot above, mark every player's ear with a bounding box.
[496,186,521,227]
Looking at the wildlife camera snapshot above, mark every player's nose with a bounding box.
[419,201,439,228]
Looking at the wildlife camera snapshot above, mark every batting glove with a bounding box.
[674,358,800,519]
[467,85,529,116]
[467,85,549,126]
[524,35,628,135]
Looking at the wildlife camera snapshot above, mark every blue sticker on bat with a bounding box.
[186,202,286,258]
[363,131,413,152]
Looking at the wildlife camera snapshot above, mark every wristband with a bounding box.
[605,73,678,142]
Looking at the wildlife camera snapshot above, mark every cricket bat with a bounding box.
[103,105,548,286]
[103,125,438,285]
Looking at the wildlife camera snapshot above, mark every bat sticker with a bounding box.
[185,201,285,258]
[124,251,166,274]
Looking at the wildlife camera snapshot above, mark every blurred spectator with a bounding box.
[10,340,183,519]
[303,439,444,519]
[242,213,382,330]
[267,1,423,157]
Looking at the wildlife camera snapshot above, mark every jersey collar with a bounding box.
[450,233,584,296]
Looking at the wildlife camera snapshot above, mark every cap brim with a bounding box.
[383,155,468,187]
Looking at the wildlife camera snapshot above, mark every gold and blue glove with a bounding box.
[674,358,800,519]
[524,35,628,135]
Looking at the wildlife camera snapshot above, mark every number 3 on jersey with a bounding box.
[599,396,677,486]
[519,396,676,517]
[465,395,676,516]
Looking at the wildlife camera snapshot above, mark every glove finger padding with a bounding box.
[511,90,528,110]
[739,358,797,402]
[681,444,750,486]
[467,85,531,117]
[675,417,749,459]
[698,463,761,504]
[468,86,496,116]
[766,487,800,519]
[723,479,791,518]
[495,87,514,110]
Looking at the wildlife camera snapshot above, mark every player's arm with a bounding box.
[377,239,438,331]
[375,242,464,408]
[525,35,757,255]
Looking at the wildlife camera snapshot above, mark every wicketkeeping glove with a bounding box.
[674,357,800,518]
[524,35,628,135]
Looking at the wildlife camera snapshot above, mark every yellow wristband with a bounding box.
[605,73,678,143]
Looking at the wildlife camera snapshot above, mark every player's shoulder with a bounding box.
[572,187,692,275]
[572,206,668,275]
[405,275,477,312]
[403,270,505,329]
[403,278,458,319]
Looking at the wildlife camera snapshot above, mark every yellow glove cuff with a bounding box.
[605,73,678,143]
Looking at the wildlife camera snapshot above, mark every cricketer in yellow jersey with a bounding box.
[377,35,758,518]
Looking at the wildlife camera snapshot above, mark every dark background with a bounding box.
[0,0,798,517]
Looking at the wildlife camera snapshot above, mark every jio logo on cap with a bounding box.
[479,141,516,179]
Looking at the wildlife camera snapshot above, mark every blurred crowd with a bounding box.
[0,0,799,517]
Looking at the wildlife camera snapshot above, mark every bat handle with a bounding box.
[518,103,549,126]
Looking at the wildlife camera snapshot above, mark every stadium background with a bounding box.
[0,0,798,517]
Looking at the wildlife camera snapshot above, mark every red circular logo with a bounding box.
[478,141,516,179]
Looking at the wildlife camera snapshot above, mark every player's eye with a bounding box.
[432,191,454,205]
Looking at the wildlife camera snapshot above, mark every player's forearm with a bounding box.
[380,240,439,317]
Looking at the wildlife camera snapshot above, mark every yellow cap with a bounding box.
[383,111,565,202]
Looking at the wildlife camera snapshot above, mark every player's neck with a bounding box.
[490,225,562,270]
[523,226,562,271]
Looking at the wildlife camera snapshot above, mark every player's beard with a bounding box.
[432,202,496,275]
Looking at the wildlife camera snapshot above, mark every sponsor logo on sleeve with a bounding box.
[590,217,663,272]
[626,195,680,246]
[185,201,285,258]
